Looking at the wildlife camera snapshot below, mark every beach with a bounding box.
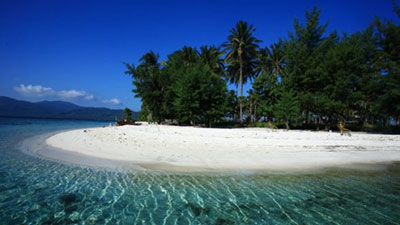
[3,117,400,224]
[39,123,400,172]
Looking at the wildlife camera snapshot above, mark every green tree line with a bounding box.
[125,6,400,129]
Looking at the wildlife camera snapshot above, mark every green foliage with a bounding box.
[124,6,400,130]
[375,18,400,123]
[224,90,238,119]
[320,29,378,127]
[174,61,227,127]
[252,64,281,121]
[199,45,225,75]
[125,51,165,123]
[274,90,300,129]
[123,108,133,120]
[223,20,261,123]
[138,105,149,121]
[249,122,267,127]
[284,7,338,122]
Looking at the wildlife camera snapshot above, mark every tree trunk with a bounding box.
[321,117,330,131]
[233,85,238,122]
[235,84,239,97]
[250,99,253,124]
[254,104,257,123]
[239,55,243,124]
[148,112,153,123]
[324,119,330,131]
[363,117,368,127]
[285,120,289,130]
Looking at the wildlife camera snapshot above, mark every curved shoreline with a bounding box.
[26,124,400,173]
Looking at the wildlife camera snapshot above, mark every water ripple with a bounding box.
[0,118,400,224]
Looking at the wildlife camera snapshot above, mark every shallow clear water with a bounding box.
[0,117,399,224]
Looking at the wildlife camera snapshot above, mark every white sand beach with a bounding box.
[42,123,400,172]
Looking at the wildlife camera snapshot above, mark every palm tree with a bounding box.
[125,51,160,80]
[199,45,225,75]
[181,46,199,66]
[226,54,258,94]
[223,21,261,123]
[267,40,286,78]
[125,51,162,122]
[254,43,285,123]
[140,50,160,69]
[256,40,286,80]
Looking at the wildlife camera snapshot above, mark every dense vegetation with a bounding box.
[125,6,400,130]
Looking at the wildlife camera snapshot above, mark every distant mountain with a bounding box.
[0,96,138,121]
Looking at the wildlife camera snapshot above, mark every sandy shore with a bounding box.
[40,123,400,172]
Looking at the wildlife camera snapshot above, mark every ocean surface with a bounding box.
[0,117,399,224]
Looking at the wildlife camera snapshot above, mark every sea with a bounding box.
[0,117,399,224]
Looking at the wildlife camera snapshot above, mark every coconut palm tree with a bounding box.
[223,21,261,123]
[140,50,160,69]
[268,40,286,78]
[226,54,258,95]
[253,43,285,123]
[199,45,225,75]
[125,51,163,122]
[125,51,160,80]
[181,46,199,66]
[257,40,286,79]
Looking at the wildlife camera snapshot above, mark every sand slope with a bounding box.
[44,124,400,172]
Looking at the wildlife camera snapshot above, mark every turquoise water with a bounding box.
[0,117,399,224]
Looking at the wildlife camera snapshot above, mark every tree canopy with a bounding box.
[125,6,400,130]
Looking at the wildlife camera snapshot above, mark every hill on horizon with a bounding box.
[0,96,138,121]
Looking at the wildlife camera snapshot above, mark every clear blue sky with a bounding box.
[1,0,398,111]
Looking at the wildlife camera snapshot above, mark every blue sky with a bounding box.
[0,0,398,111]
